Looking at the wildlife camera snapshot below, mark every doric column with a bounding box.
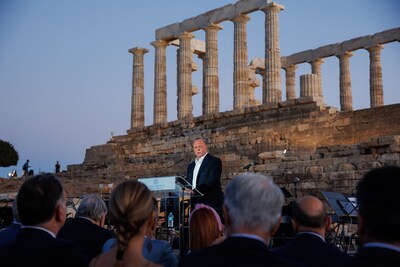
[309,58,324,98]
[128,47,148,129]
[300,74,318,97]
[262,3,284,104]
[284,65,297,100]
[232,14,250,109]
[336,52,353,111]
[177,32,194,119]
[151,40,168,124]
[366,45,384,108]
[203,23,222,115]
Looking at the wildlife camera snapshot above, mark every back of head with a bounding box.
[224,173,284,233]
[17,173,64,226]
[76,194,108,222]
[189,204,223,251]
[356,166,400,243]
[108,180,153,253]
[292,195,326,229]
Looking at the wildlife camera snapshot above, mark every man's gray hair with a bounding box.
[224,173,284,232]
[76,194,108,221]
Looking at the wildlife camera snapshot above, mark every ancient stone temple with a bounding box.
[67,0,400,198]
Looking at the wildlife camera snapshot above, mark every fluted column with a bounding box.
[336,52,353,111]
[300,74,318,97]
[151,40,168,124]
[177,32,194,119]
[128,47,148,128]
[309,58,324,98]
[263,3,284,104]
[232,14,250,109]
[203,23,222,115]
[284,65,297,100]
[367,45,384,108]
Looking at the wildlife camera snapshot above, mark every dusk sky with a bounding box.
[1,0,399,178]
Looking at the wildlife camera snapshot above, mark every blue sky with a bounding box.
[1,0,399,178]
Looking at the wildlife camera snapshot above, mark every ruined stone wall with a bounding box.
[67,99,400,197]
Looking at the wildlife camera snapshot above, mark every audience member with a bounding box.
[186,138,224,219]
[179,173,303,267]
[274,195,351,267]
[0,173,88,267]
[345,166,400,267]
[57,194,115,260]
[0,199,21,247]
[189,203,224,251]
[102,197,178,267]
[89,180,161,267]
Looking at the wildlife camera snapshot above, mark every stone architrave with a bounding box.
[232,14,250,109]
[367,45,384,108]
[263,3,284,104]
[309,58,324,98]
[203,23,222,115]
[128,47,149,129]
[177,32,194,119]
[284,65,297,100]
[336,52,353,111]
[151,40,169,124]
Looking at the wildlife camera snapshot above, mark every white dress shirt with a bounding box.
[192,153,207,189]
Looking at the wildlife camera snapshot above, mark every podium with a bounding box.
[138,176,202,256]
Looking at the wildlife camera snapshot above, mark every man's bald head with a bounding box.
[292,195,327,229]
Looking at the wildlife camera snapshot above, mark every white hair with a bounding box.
[224,173,284,232]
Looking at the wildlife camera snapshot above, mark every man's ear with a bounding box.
[325,215,332,233]
[271,217,282,236]
[55,204,66,223]
[291,218,299,234]
[99,214,106,228]
[357,212,366,245]
[223,205,231,232]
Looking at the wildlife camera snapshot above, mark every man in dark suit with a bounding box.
[0,173,88,267]
[274,195,351,267]
[179,173,303,267]
[0,200,21,247]
[58,194,115,260]
[186,138,224,218]
[345,166,400,267]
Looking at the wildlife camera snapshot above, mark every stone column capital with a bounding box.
[178,32,194,40]
[151,39,169,48]
[128,47,149,55]
[283,64,298,72]
[231,13,250,24]
[204,23,223,32]
[335,51,353,59]
[366,44,384,53]
[308,58,325,66]
[261,2,285,13]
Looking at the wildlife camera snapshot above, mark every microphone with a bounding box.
[292,177,300,184]
[243,162,254,170]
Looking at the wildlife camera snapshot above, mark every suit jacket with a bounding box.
[273,232,351,267]
[179,236,304,267]
[57,217,115,260]
[186,153,224,213]
[0,222,21,247]
[0,227,88,267]
[345,246,400,267]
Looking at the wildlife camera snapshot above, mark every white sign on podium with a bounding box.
[138,176,176,191]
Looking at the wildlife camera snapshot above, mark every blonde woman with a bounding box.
[90,180,161,267]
